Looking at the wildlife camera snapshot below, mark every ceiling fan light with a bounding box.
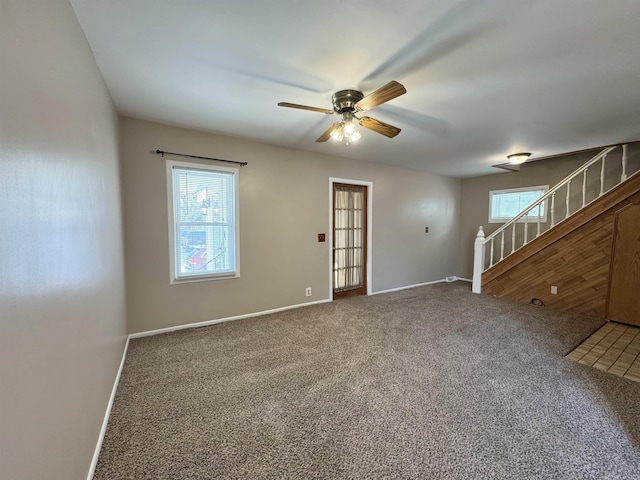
[344,121,356,136]
[280,80,406,145]
[331,125,344,141]
[507,152,531,164]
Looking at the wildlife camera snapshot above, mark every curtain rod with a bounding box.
[155,149,248,167]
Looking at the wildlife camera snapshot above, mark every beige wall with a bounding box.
[459,145,640,278]
[0,1,127,479]
[120,117,461,333]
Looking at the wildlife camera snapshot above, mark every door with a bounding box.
[333,183,367,299]
[607,203,640,326]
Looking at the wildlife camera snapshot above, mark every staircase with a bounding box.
[472,143,640,316]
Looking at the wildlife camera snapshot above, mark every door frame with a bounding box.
[329,177,373,299]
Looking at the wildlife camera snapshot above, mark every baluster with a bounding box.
[621,144,628,181]
[511,224,515,254]
[472,226,485,293]
[523,217,528,245]
[550,192,556,227]
[582,168,587,207]
[599,154,607,196]
[565,180,571,220]
[536,207,541,237]
[500,231,505,261]
[489,238,495,267]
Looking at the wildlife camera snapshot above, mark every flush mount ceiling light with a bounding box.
[507,152,532,164]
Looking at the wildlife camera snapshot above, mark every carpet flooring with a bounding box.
[94,282,640,479]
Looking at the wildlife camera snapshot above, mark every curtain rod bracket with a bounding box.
[155,149,247,167]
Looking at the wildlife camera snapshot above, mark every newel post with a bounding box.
[472,226,485,294]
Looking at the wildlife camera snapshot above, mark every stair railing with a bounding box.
[472,143,634,293]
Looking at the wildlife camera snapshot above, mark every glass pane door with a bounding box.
[333,183,367,299]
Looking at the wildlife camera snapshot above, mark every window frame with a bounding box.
[488,185,549,224]
[166,160,240,284]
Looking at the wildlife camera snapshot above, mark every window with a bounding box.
[489,185,548,223]
[167,160,239,282]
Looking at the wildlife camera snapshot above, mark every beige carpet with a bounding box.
[94,282,640,479]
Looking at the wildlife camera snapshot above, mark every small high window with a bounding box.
[489,185,548,223]
[166,160,239,283]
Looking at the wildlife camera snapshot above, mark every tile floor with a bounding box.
[567,321,640,383]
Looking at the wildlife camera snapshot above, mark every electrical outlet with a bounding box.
[425,226,429,233]
[305,287,312,297]
[550,286,558,295]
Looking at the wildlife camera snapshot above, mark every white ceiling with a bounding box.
[70,0,640,178]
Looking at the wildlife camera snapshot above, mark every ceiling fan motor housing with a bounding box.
[332,89,364,113]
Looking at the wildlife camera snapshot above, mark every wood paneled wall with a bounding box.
[483,173,640,318]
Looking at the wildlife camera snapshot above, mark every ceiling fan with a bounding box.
[278,80,407,144]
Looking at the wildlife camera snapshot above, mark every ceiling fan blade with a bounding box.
[358,116,402,138]
[355,81,406,111]
[316,122,341,142]
[277,102,334,114]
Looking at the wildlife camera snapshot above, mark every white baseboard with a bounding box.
[130,278,468,337]
[371,278,447,296]
[87,336,130,480]
[129,298,333,339]
[456,277,472,283]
